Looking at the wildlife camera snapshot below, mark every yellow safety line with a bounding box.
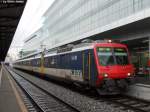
[5,68,28,112]
[88,52,91,81]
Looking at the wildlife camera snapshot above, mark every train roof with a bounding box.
[15,40,126,62]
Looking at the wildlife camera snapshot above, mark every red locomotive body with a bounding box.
[93,43,134,94]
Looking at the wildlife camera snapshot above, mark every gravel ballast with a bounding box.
[11,68,134,112]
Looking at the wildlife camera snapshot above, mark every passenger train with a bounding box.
[13,40,135,95]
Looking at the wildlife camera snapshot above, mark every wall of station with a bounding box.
[23,0,150,53]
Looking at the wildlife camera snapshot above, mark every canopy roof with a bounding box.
[0,0,26,61]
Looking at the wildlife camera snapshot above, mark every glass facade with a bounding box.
[23,29,45,54]
[23,0,150,52]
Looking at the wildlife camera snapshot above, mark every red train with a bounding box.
[13,40,135,95]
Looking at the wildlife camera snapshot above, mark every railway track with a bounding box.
[7,67,150,112]
[102,95,150,112]
[8,68,80,112]
[13,77,39,112]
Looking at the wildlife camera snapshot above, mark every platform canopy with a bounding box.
[0,0,26,61]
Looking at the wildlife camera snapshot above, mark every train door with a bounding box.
[82,50,97,86]
[83,50,89,82]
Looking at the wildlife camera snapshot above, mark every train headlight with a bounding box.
[127,73,131,76]
[108,40,112,43]
[103,73,108,78]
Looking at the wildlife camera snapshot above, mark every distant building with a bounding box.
[22,28,46,56]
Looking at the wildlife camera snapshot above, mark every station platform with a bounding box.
[125,75,150,101]
[134,75,150,85]
[0,64,27,112]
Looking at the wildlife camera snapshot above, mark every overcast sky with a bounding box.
[8,0,55,59]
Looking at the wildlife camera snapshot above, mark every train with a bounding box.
[13,40,135,95]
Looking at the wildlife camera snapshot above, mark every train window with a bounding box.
[33,59,36,66]
[60,55,66,68]
[35,59,39,66]
[97,47,115,66]
[114,48,129,65]
[48,57,52,67]
[71,55,77,61]
[97,47,129,66]
[44,58,49,67]
[38,59,41,66]
[29,61,31,65]
[51,57,56,65]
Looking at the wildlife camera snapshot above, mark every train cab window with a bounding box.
[97,47,129,66]
[114,48,129,65]
[97,47,115,66]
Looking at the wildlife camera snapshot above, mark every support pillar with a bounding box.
[148,37,150,79]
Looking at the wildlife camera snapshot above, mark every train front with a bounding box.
[94,43,135,95]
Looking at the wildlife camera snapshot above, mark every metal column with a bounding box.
[148,37,150,79]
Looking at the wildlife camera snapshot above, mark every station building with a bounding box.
[22,0,150,75]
